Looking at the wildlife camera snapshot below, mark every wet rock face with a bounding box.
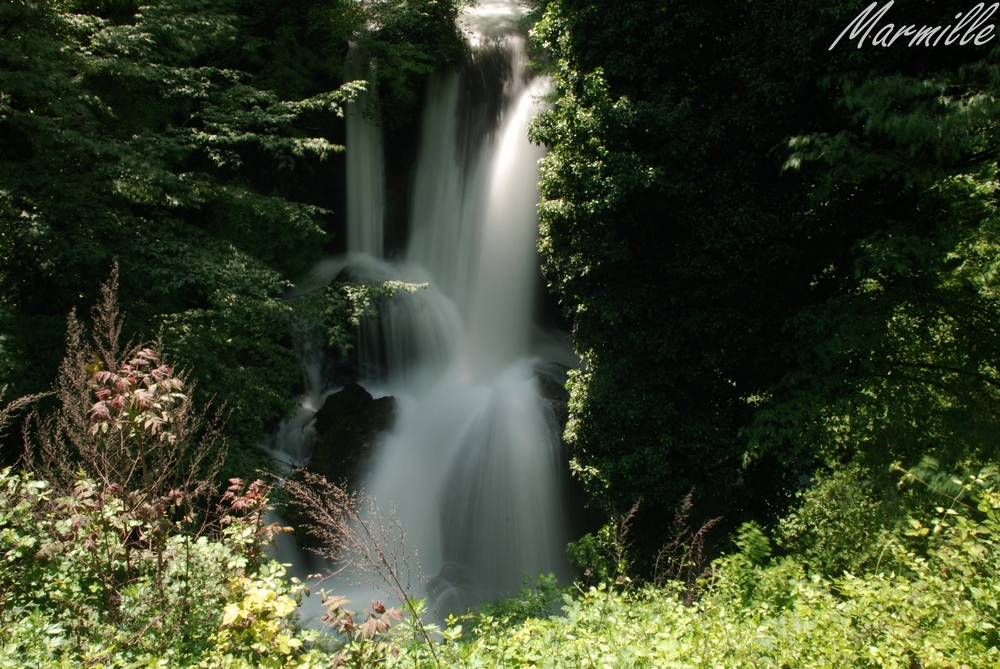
[535,368,570,433]
[309,382,398,485]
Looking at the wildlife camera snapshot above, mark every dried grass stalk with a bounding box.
[654,487,722,604]
[284,471,440,665]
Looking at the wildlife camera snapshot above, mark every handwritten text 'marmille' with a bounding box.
[829,1,997,50]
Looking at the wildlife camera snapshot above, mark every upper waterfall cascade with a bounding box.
[263,0,576,621]
[345,75,385,258]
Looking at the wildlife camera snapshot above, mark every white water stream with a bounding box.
[345,54,385,258]
[262,0,576,624]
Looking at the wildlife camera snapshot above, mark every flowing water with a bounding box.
[263,0,576,623]
[345,53,385,258]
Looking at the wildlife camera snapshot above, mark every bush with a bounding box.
[0,267,323,667]
[434,471,1000,668]
[4,266,997,666]
[774,462,910,578]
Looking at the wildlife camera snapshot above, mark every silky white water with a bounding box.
[345,57,385,258]
[263,0,574,623]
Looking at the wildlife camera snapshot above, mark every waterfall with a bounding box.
[361,16,572,613]
[405,71,482,311]
[465,74,549,378]
[257,362,326,469]
[265,0,575,621]
[345,64,385,258]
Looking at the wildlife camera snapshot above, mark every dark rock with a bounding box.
[334,266,383,284]
[536,370,570,403]
[535,366,570,432]
[308,384,398,485]
[314,382,372,434]
[333,266,362,284]
[284,385,396,549]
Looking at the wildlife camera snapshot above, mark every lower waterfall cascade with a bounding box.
[261,0,578,623]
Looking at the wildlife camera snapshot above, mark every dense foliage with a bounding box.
[529,0,1000,556]
[5,461,998,667]
[0,0,464,468]
[0,468,314,668]
[2,289,996,665]
[5,0,1000,664]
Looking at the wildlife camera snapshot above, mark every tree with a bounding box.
[0,0,468,468]
[529,0,1000,561]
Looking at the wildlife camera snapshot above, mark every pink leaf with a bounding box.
[89,403,110,421]
[95,371,117,384]
[134,389,153,411]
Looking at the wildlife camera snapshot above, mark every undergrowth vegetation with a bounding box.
[1,269,998,667]
[6,464,999,667]
[7,0,1000,666]
[428,465,997,669]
